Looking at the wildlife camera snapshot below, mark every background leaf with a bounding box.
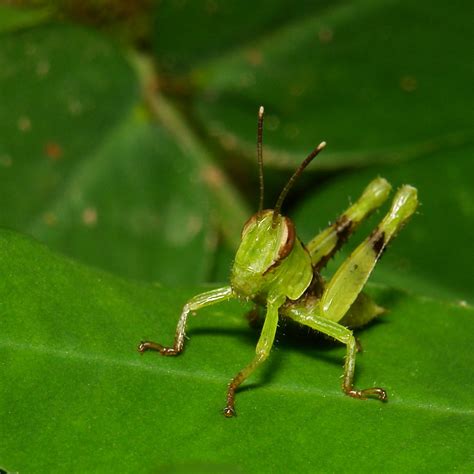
[0,24,217,284]
[156,0,473,169]
[29,117,216,285]
[152,0,330,74]
[0,5,51,34]
[1,230,473,472]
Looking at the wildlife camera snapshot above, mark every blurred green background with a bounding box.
[0,1,473,472]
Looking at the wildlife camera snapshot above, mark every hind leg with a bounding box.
[307,177,391,270]
[321,185,418,322]
[285,306,386,400]
[285,185,418,400]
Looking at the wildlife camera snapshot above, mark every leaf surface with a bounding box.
[0,24,214,284]
[0,5,51,34]
[154,0,473,168]
[1,229,473,473]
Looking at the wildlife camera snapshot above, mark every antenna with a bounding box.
[257,106,265,212]
[272,141,326,226]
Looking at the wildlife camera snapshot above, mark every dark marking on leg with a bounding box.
[370,228,386,257]
[335,215,353,245]
[314,215,354,271]
[246,307,262,329]
[307,269,325,298]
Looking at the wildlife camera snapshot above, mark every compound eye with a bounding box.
[241,210,272,237]
[278,217,296,260]
[241,214,257,237]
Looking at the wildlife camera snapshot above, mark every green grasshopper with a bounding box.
[139,106,418,417]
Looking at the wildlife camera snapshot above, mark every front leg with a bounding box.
[138,286,234,356]
[224,295,284,417]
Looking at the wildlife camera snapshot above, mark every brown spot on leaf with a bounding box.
[82,207,98,227]
[205,0,218,14]
[0,155,12,167]
[68,99,84,116]
[18,116,31,132]
[36,60,50,77]
[42,211,57,227]
[290,83,306,97]
[245,48,263,66]
[318,26,333,43]
[400,75,417,92]
[44,142,63,160]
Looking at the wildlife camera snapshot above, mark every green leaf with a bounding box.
[0,5,52,34]
[131,55,250,249]
[154,0,473,169]
[1,229,473,472]
[293,146,474,304]
[153,1,328,74]
[29,117,216,285]
[0,24,216,285]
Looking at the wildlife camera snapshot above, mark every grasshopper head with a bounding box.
[230,210,295,298]
[230,106,325,299]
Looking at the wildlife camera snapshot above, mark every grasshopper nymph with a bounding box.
[139,106,418,417]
